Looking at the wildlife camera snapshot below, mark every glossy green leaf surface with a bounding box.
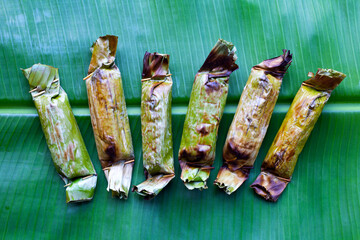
[0,0,359,239]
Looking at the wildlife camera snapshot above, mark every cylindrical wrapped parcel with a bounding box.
[178,39,239,190]
[22,64,97,203]
[214,50,292,194]
[251,69,346,201]
[133,52,175,199]
[85,35,134,199]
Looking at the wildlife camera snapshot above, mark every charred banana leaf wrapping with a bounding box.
[22,64,97,203]
[133,52,175,199]
[251,69,346,201]
[178,39,238,190]
[86,35,134,199]
[214,50,292,194]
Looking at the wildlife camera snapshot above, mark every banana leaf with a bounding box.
[85,35,135,199]
[22,63,97,203]
[0,0,359,239]
[178,39,238,190]
[133,52,175,199]
[251,69,346,202]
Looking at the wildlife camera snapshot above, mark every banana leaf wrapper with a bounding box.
[251,69,346,201]
[178,39,239,190]
[132,52,175,199]
[22,64,97,203]
[214,50,292,194]
[85,35,134,199]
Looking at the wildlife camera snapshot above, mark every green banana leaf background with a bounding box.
[1,0,359,239]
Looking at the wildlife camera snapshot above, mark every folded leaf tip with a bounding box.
[254,49,293,77]
[250,172,290,202]
[199,39,239,74]
[303,68,346,91]
[21,63,59,95]
[142,52,170,79]
[88,35,118,74]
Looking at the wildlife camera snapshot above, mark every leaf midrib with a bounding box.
[0,103,359,117]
